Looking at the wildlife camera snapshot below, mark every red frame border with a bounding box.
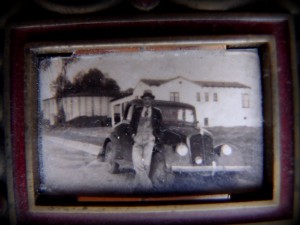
[7,15,295,224]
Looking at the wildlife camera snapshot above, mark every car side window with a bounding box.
[177,109,183,121]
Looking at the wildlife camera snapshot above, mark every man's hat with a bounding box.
[141,89,155,99]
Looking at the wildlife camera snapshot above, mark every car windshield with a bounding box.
[124,102,197,126]
[159,106,196,125]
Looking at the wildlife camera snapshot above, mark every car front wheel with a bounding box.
[150,148,174,190]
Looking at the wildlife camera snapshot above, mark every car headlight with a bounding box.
[176,143,188,156]
[221,144,232,156]
[194,156,203,165]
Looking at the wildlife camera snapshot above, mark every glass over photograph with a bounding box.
[38,44,264,197]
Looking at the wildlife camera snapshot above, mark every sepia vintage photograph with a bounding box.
[38,44,264,197]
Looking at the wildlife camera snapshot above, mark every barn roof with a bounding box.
[43,91,120,101]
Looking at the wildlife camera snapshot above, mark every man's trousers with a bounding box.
[132,138,155,190]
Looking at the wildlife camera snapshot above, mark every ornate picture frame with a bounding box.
[5,15,297,224]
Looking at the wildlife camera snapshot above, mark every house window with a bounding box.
[213,93,218,102]
[196,92,201,102]
[205,92,209,102]
[170,92,180,102]
[242,94,250,108]
[204,118,209,126]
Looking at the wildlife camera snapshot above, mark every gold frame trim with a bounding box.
[23,35,280,214]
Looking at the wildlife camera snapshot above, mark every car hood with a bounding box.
[160,126,200,145]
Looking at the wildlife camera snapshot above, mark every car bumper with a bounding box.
[171,165,252,173]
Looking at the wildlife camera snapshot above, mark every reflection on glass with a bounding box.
[185,109,194,123]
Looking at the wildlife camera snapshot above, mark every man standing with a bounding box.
[130,90,163,190]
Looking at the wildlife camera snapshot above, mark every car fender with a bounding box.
[214,144,246,167]
[163,144,191,170]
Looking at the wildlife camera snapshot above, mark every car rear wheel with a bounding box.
[105,142,119,174]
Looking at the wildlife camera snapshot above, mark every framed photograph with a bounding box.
[5,15,297,224]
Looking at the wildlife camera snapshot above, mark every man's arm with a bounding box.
[153,107,164,143]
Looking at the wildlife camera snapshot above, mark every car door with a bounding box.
[114,104,135,161]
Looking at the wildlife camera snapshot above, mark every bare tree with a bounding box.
[50,57,79,125]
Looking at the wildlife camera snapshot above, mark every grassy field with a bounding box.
[43,126,112,146]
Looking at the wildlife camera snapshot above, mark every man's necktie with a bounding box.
[145,108,148,117]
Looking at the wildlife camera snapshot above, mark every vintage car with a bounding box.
[97,99,250,180]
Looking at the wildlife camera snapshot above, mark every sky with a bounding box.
[39,48,261,102]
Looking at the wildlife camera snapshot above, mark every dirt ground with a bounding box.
[39,126,264,196]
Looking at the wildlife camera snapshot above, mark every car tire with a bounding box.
[150,149,174,190]
[105,142,119,174]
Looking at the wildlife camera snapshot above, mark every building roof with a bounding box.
[141,78,174,86]
[194,81,250,89]
[141,76,250,89]
[128,99,195,109]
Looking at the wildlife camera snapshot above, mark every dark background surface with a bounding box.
[0,0,299,224]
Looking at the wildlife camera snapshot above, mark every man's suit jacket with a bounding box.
[130,106,163,143]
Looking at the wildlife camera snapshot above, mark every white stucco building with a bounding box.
[111,76,262,127]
